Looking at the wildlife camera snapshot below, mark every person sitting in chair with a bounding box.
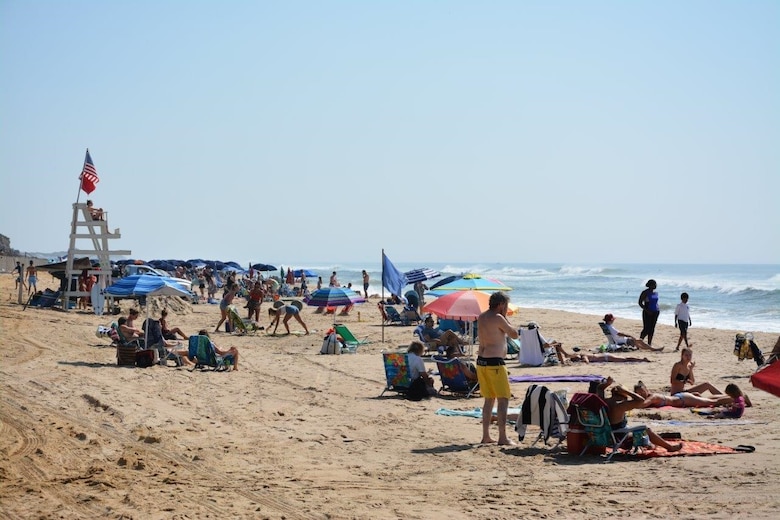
[603,314,663,352]
[591,377,682,452]
[86,200,105,220]
[421,315,466,351]
[198,330,240,371]
[117,317,143,341]
[444,344,478,382]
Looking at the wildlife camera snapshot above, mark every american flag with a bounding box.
[79,150,99,194]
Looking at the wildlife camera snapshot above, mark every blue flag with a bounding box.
[382,252,407,297]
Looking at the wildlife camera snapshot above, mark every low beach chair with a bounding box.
[569,392,648,462]
[506,337,521,359]
[333,324,369,353]
[433,357,479,398]
[377,302,390,324]
[518,326,546,367]
[227,305,261,335]
[188,335,232,371]
[598,322,637,352]
[380,351,412,397]
[385,306,409,325]
[113,323,143,366]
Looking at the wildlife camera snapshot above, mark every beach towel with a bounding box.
[608,440,753,458]
[515,384,569,444]
[435,407,522,419]
[509,374,605,384]
[644,419,767,428]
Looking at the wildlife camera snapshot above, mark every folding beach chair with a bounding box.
[433,357,479,398]
[518,326,546,366]
[380,351,412,397]
[506,337,521,359]
[113,323,144,366]
[598,322,637,352]
[142,319,182,366]
[188,335,232,371]
[568,392,648,462]
[227,305,261,335]
[413,325,439,354]
[333,324,369,353]
[384,306,410,325]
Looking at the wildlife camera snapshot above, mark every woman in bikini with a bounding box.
[159,309,188,340]
[553,344,651,364]
[670,348,724,396]
[633,381,734,408]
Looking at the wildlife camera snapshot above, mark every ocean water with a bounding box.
[300,262,780,334]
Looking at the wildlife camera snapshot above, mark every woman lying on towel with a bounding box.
[553,344,651,365]
[633,381,737,408]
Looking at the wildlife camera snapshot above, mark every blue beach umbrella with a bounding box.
[404,268,441,285]
[429,275,460,290]
[304,287,366,307]
[430,274,511,292]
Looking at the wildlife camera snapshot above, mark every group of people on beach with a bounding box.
[116,307,241,370]
[402,287,752,451]
[638,278,694,351]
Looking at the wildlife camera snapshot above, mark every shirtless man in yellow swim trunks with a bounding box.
[476,292,518,446]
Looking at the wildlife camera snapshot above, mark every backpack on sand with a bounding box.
[320,332,342,355]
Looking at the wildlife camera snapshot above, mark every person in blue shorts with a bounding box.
[26,260,38,294]
[268,305,310,335]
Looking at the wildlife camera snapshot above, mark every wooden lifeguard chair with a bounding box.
[61,150,131,314]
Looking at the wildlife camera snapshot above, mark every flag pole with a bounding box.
[75,148,88,205]
[381,248,385,343]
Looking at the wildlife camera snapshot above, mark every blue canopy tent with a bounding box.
[104,274,192,340]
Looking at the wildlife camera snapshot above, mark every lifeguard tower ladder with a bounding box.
[61,203,131,313]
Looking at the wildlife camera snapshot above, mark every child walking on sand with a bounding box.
[675,292,692,351]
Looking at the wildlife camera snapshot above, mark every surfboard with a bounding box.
[91,285,105,316]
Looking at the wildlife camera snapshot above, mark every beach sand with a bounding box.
[2,274,778,519]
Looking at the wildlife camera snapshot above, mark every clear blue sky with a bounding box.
[1,1,778,265]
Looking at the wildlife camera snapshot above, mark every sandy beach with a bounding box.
[2,274,778,520]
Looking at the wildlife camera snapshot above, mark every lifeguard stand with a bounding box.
[61,203,131,313]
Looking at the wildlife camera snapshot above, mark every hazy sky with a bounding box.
[1,1,778,266]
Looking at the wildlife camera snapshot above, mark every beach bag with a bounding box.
[135,349,155,368]
[406,376,429,401]
[320,332,341,355]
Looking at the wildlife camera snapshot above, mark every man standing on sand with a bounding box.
[26,260,38,294]
[362,270,369,298]
[14,261,26,292]
[476,292,518,445]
